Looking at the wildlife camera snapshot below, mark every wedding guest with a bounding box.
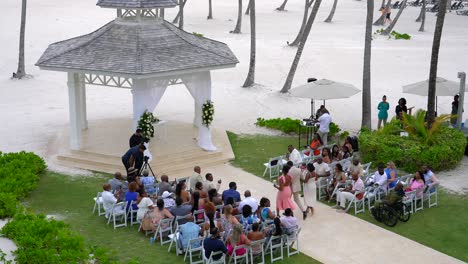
[326,163,347,200]
[222,182,241,204]
[318,109,332,146]
[149,199,174,228]
[178,221,201,255]
[301,163,316,215]
[321,147,332,164]
[287,145,302,165]
[189,166,203,192]
[331,144,343,161]
[341,145,351,159]
[377,95,390,129]
[395,97,408,120]
[335,172,365,213]
[170,197,193,225]
[385,161,398,189]
[125,182,139,212]
[108,172,125,193]
[238,190,258,213]
[203,228,227,261]
[258,197,276,223]
[195,181,208,199]
[157,174,176,196]
[208,189,223,206]
[227,224,251,256]
[286,161,307,220]
[280,208,298,236]
[129,128,144,148]
[136,191,154,221]
[121,144,146,173]
[309,133,323,156]
[161,191,175,208]
[407,171,425,198]
[348,158,364,178]
[274,166,295,217]
[240,205,260,230]
[192,191,206,221]
[422,165,439,193]
[203,173,221,193]
[247,223,266,243]
[102,183,121,219]
[176,181,190,203]
[220,205,240,241]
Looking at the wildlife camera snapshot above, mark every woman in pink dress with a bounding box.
[407,171,425,198]
[274,166,295,217]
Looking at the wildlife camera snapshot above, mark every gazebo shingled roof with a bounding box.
[36,21,238,76]
[97,0,178,8]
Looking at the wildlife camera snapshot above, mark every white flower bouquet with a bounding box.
[202,100,215,127]
[137,110,159,138]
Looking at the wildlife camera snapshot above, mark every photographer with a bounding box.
[121,144,146,173]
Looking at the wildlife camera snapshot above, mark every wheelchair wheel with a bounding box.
[399,204,411,222]
[382,206,398,227]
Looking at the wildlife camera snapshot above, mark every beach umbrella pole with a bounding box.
[457,72,466,129]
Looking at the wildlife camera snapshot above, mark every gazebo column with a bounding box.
[67,72,83,150]
[77,74,88,130]
[183,71,217,151]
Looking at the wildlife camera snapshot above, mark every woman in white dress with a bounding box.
[301,163,317,215]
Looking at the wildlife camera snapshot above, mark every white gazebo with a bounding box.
[36,0,238,151]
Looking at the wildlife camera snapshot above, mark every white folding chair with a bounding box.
[362,162,372,176]
[193,209,205,225]
[265,235,283,263]
[107,201,128,229]
[183,237,204,264]
[228,244,249,264]
[154,218,174,245]
[285,227,301,257]
[127,200,139,226]
[424,185,438,208]
[398,174,412,186]
[316,177,329,201]
[414,190,424,213]
[403,190,415,214]
[248,238,265,264]
[92,192,105,216]
[204,250,226,264]
[344,190,365,215]
[262,156,283,179]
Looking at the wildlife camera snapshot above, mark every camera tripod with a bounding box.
[139,157,156,179]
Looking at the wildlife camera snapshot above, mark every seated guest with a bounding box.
[208,189,223,206]
[368,163,388,195]
[407,171,425,198]
[191,191,206,221]
[220,205,240,241]
[341,145,351,159]
[190,166,203,192]
[170,197,193,225]
[421,165,439,193]
[279,208,298,236]
[374,183,405,210]
[222,182,241,205]
[136,190,154,222]
[335,172,364,213]
[195,181,208,199]
[225,197,240,215]
[178,221,201,255]
[326,163,347,200]
[238,190,258,213]
[309,133,323,156]
[331,144,343,161]
[161,191,175,208]
[108,172,125,193]
[247,222,266,242]
[287,145,302,165]
[385,161,398,189]
[176,181,191,203]
[125,182,139,212]
[101,183,121,219]
[313,156,331,189]
[343,136,354,155]
[203,228,227,261]
[258,197,275,223]
[227,224,251,256]
[149,199,174,229]
[157,175,176,196]
[266,217,283,246]
[203,173,221,193]
[140,170,156,195]
[348,158,364,178]
[203,211,223,237]
[204,201,217,219]
[321,147,332,164]
[129,128,144,148]
[240,205,260,230]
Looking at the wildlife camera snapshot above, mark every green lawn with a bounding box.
[228,132,468,263]
[23,171,320,264]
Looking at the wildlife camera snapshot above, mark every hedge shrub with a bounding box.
[0,151,46,218]
[359,126,466,172]
[255,117,345,138]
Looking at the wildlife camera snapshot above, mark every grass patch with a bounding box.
[228,132,468,263]
[24,171,320,264]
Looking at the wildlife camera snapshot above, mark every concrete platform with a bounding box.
[49,119,235,177]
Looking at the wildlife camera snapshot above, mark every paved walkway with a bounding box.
[203,163,464,264]
[438,156,468,195]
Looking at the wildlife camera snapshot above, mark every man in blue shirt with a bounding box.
[178,221,201,254]
[203,228,227,261]
[121,144,146,173]
[222,182,241,204]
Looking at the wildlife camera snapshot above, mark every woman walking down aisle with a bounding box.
[301,163,317,215]
[274,166,295,217]
[377,95,390,129]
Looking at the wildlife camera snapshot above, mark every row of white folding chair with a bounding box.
[262,156,284,179]
[92,192,106,216]
[107,201,128,229]
[334,188,365,215]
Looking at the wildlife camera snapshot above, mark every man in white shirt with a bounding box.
[286,161,307,220]
[101,183,121,219]
[189,166,203,192]
[203,173,222,192]
[335,172,364,213]
[287,145,302,165]
[238,190,258,213]
[317,110,332,146]
[371,164,388,192]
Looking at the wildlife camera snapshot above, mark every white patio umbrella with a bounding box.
[290,79,361,117]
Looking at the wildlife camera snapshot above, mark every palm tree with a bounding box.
[245,3,250,14]
[288,0,314,46]
[207,0,213,19]
[427,0,448,127]
[280,0,322,93]
[324,0,338,23]
[15,0,27,79]
[172,0,187,29]
[231,0,243,33]
[418,0,426,32]
[362,0,374,129]
[243,0,256,87]
[276,0,288,11]
[381,0,407,35]
[373,0,391,26]
[402,110,451,145]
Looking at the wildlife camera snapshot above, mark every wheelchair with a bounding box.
[371,200,411,227]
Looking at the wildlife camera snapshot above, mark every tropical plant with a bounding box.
[287,0,314,47]
[324,0,338,23]
[402,110,451,145]
[362,0,373,129]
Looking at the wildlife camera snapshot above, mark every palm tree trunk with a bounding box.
[15,0,27,79]
[288,0,314,46]
[416,2,423,21]
[231,0,243,33]
[245,3,250,14]
[362,0,374,129]
[374,0,391,25]
[427,0,448,127]
[173,0,187,28]
[207,0,213,19]
[324,0,338,22]
[382,0,407,35]
[276,0,288,11]
[280,0,322,93]
[418,0,426,31]
[243,0,256,87]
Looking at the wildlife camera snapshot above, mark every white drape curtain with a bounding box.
[182,71,217,151]
[131,78,169,130]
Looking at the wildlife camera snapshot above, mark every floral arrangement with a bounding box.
[137,110,159,138]
[202,100,215,127]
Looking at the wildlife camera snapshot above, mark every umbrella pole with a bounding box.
[457,72,466,129]
[311,99,314,118]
